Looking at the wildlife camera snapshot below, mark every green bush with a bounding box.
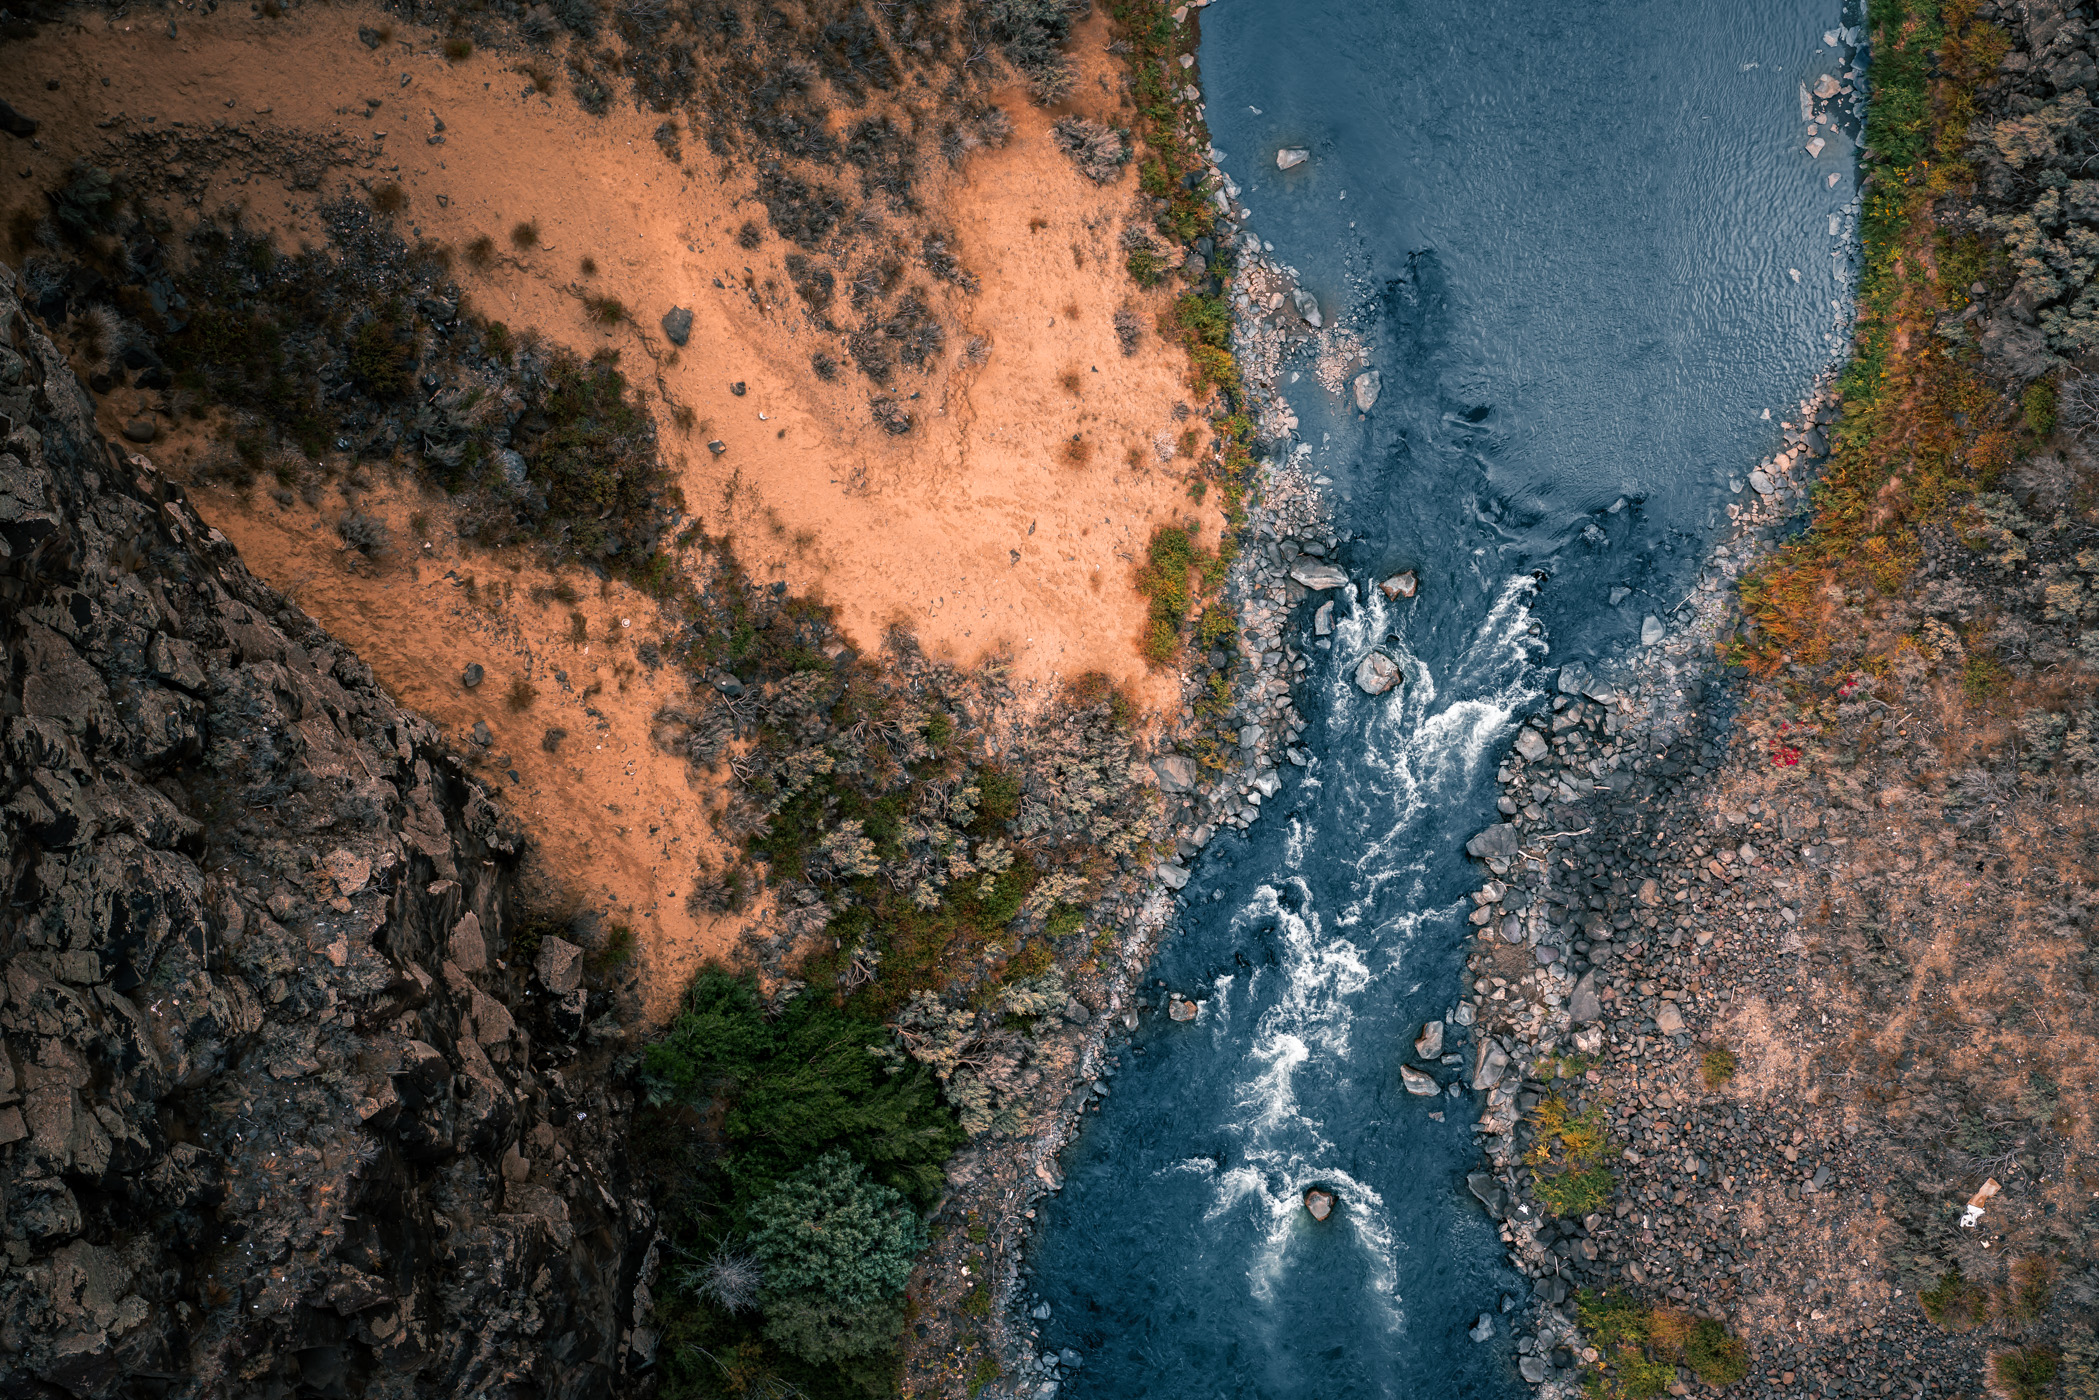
[639,970,961,1203]
[1920,1264,1991,1332]
[748,1150,927,1307]
[1992,1345,2061,1400]
[1684,1317,1749,1385]
[2023,379,2058,438]
[759,1292,906,1364]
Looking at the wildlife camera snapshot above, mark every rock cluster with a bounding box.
[0,270,654,1397]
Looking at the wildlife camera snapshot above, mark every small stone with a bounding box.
[1814,73,1841,99]
[1641,615,1665,646]
[471,719,492,747]
[1807,136,1827,157]
[1063,998,1092,1025]
[1567,971,1602,1025]
[660,306,693,345]
[1468,1314,1494,1343]
[461,663,484,688]
[1655,1002,1686,1036]
[324,848,372,895]
[729,381,746,396]
[1276,147,1310,170]
[1303,1188,1334,1221]
[122,418,157,444]
[1291,286,1322,327]
[1314,600,1334,636]
[1378,571,1418,600]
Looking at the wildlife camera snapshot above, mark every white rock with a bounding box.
[1290,286,1322,327]
[1414,1020,1444,1059]
[1288,560,1349,590]
[1807,137,1827,158]
[1814,73,1841,99]
[1749,469,1775,494]
[1514,727,1548,762]
[1276,147,1310,170]
[1354,651,1401,695]
[1401,1065,1439,1096]
[1378,571,1418,600]
[1655,1002,1685,1035]
[1641,615,1665,646]
[1313,600,1334,636]
[1351,368,1381,411]
[1155,861,1191,890]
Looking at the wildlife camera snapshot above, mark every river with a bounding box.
[1023,2,1860,1396]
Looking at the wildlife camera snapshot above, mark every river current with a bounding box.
[1025,2,1860,1396]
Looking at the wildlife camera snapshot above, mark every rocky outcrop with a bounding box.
[0,270,655,1397]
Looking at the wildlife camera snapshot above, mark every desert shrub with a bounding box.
[1992,1346,2061,1400]
[549,0,598,36]
[370,181,408,214]
[511,220,540,249]
[49,162,121,241]
[2022,378,2058,437]
[1051,116,1130,184]
[1114,305,1143,356]
[1920,1264,1992,1332]
[1699,1046,1738,1090]
[443,35,473,61]
[1525,1095,1614,1216]
[584,294,626,325]
[348,315,414,398]
[507,677,538,712]
[985,0,1079,103]
[465,234,496,268]
[337,511,389,556]
[2002,1255,2054,1325]
[522,349,659,560]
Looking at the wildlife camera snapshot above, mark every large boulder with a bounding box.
[1303,1188,1335,1221]
[1354,651,1401,695]
[1288,559,1349,590]
[1413,1020,1444,1059]
[1378,571,1418,600]
[1151,753,1199,792]
[1276,147,1310,169]
[1567,971,1602,1025]
[1464,822,1520,861]
[1351,368,1381,412]
[1400,1065,1438,1096]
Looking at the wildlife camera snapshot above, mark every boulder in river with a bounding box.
[1468,1313,1495,1343]
[1352,368,1381,412]
[1276,147,1310,170]
[1314,600,1334,636]
[1814,72,1842,99]
[1414,1020,1444,1059]
[1303,1188,1335,1221]
[1353,651,1401,695]
[1289,559,1348,590]
[1290,286,1322,327]
[1400,1065,1438,1096]
[1155,861,1191,889]
[1378,570,1417,600]
[1167,996,1199,1022]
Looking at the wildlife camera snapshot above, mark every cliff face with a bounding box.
[0,268,655,1398]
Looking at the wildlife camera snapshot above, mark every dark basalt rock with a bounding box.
[0,266,657,1398]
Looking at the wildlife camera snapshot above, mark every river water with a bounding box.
[1025,3,1858,1396]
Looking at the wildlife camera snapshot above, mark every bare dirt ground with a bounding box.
[1,4,1217,1012]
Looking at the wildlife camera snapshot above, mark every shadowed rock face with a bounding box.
[0,271,656,1397]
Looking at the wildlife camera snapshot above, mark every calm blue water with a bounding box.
[1025,3,1857,1396]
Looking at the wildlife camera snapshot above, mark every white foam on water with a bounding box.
[1191,578,1549,1329]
